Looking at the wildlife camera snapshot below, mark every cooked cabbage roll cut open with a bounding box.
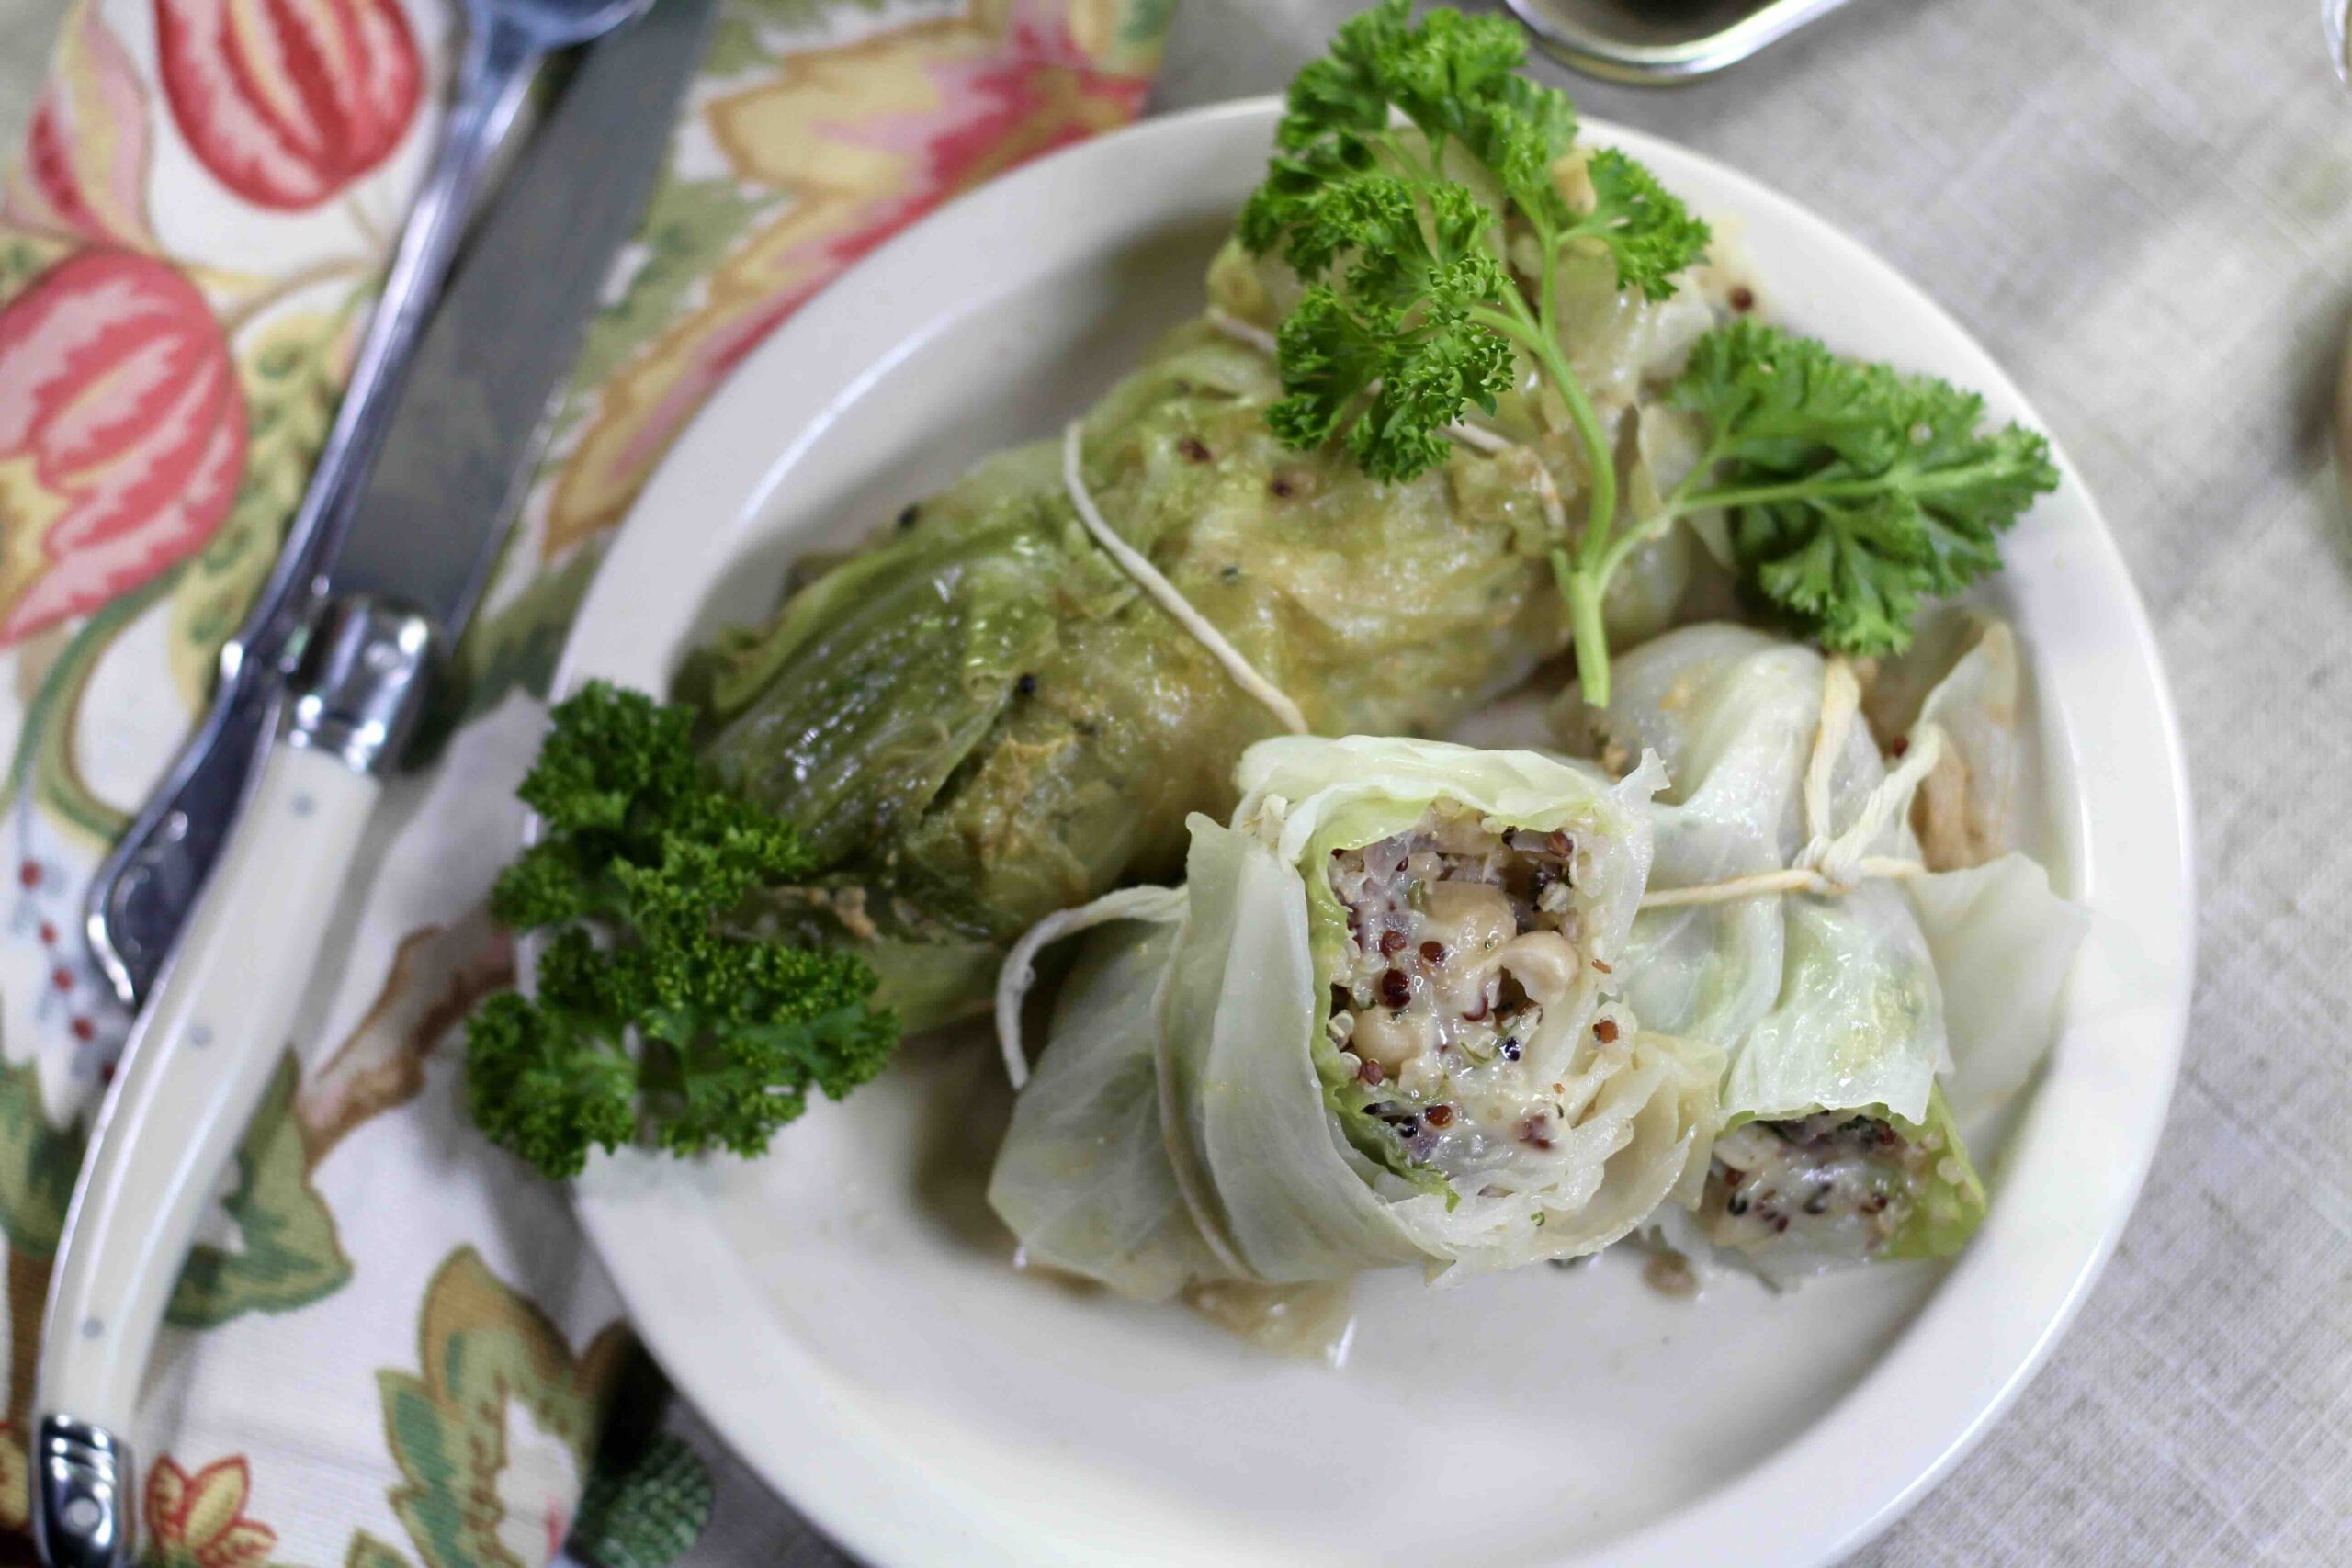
[1555,623,2086,1279]
[988,737,1722,1320]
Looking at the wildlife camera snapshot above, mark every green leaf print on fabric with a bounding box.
[0,231,73,306]
[571,1436,713,1568]
[0,1045,346,1333]
[1123,0,1176,45]
[344,1532,416,1568]
[0,1054,82,1257]
[166,1053,353,1327]
[7,567,178,850]
[170,305,351,710]
[379,1247,629,1568]
[561,176,764,422]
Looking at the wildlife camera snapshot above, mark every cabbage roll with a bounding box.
[1555,624,2083,1275]
[681,208,1741,1033]
[988,738,1721,1303]
[680,328,1577,1031]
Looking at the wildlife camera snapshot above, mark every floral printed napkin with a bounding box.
[0,0,1170,1562]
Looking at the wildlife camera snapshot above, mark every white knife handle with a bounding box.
[34,601,436,1568]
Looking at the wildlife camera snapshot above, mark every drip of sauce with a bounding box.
[1641,1249,1700,1298]
[1183,1280,1358,1366]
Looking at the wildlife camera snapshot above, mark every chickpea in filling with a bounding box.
[1324,800,1618,1181]
[1699,1113,1934,1255]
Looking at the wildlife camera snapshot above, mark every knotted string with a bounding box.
[1639,659,1943,909]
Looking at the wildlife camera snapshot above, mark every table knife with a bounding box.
[31,0,717,1562]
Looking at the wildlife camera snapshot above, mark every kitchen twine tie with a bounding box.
[1637,659,1944,908]
[1062,420,1311,735]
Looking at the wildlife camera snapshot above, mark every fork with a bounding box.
[82,0,655,1013]
[34,2,656,1562]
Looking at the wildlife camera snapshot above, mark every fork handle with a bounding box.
[35,602,435,1568]
[36,746,378,1568]
[85,10,546,1009]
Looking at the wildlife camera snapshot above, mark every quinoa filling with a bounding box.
[1323,800,1620,1185]
[1698,1113,1932,1255]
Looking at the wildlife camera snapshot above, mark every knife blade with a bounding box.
[35,3,717,1563]
[330,0,718,631]
[84,0,720,1005]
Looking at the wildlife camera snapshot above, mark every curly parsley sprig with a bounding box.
[1638,321,2059,655]
[466,682,897,1179]
[1238,2,2052,698]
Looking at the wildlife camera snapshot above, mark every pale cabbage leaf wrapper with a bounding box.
[1862,612,2023,872]
[1911,853,2085,1134]
[989,738,1721,1301]
[1556,624,2085,1268]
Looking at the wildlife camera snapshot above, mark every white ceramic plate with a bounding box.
[556,102,2192,1567]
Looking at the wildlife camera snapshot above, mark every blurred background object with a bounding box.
[1503,0,1860,82]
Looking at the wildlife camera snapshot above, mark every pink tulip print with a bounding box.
[6,0,157,247]
[154,0,424,210]
[0,250,246,644]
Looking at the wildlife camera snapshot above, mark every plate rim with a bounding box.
[554,96,2196,1568]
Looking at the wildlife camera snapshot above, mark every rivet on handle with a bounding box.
[32,1415,131,1568]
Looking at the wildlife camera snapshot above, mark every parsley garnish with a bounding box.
[1240,1,2055,698]
[466,683,897,1179]
[1654,321,2058,654]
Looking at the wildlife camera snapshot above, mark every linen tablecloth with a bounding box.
[4,0,2349,1563]
[0,2,1170,1562]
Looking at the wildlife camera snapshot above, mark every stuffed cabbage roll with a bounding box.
[678,197,1742,1034]
[679,328,1581,1031]
[1555,624,2084,1276]
[988,738,1721,1306]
